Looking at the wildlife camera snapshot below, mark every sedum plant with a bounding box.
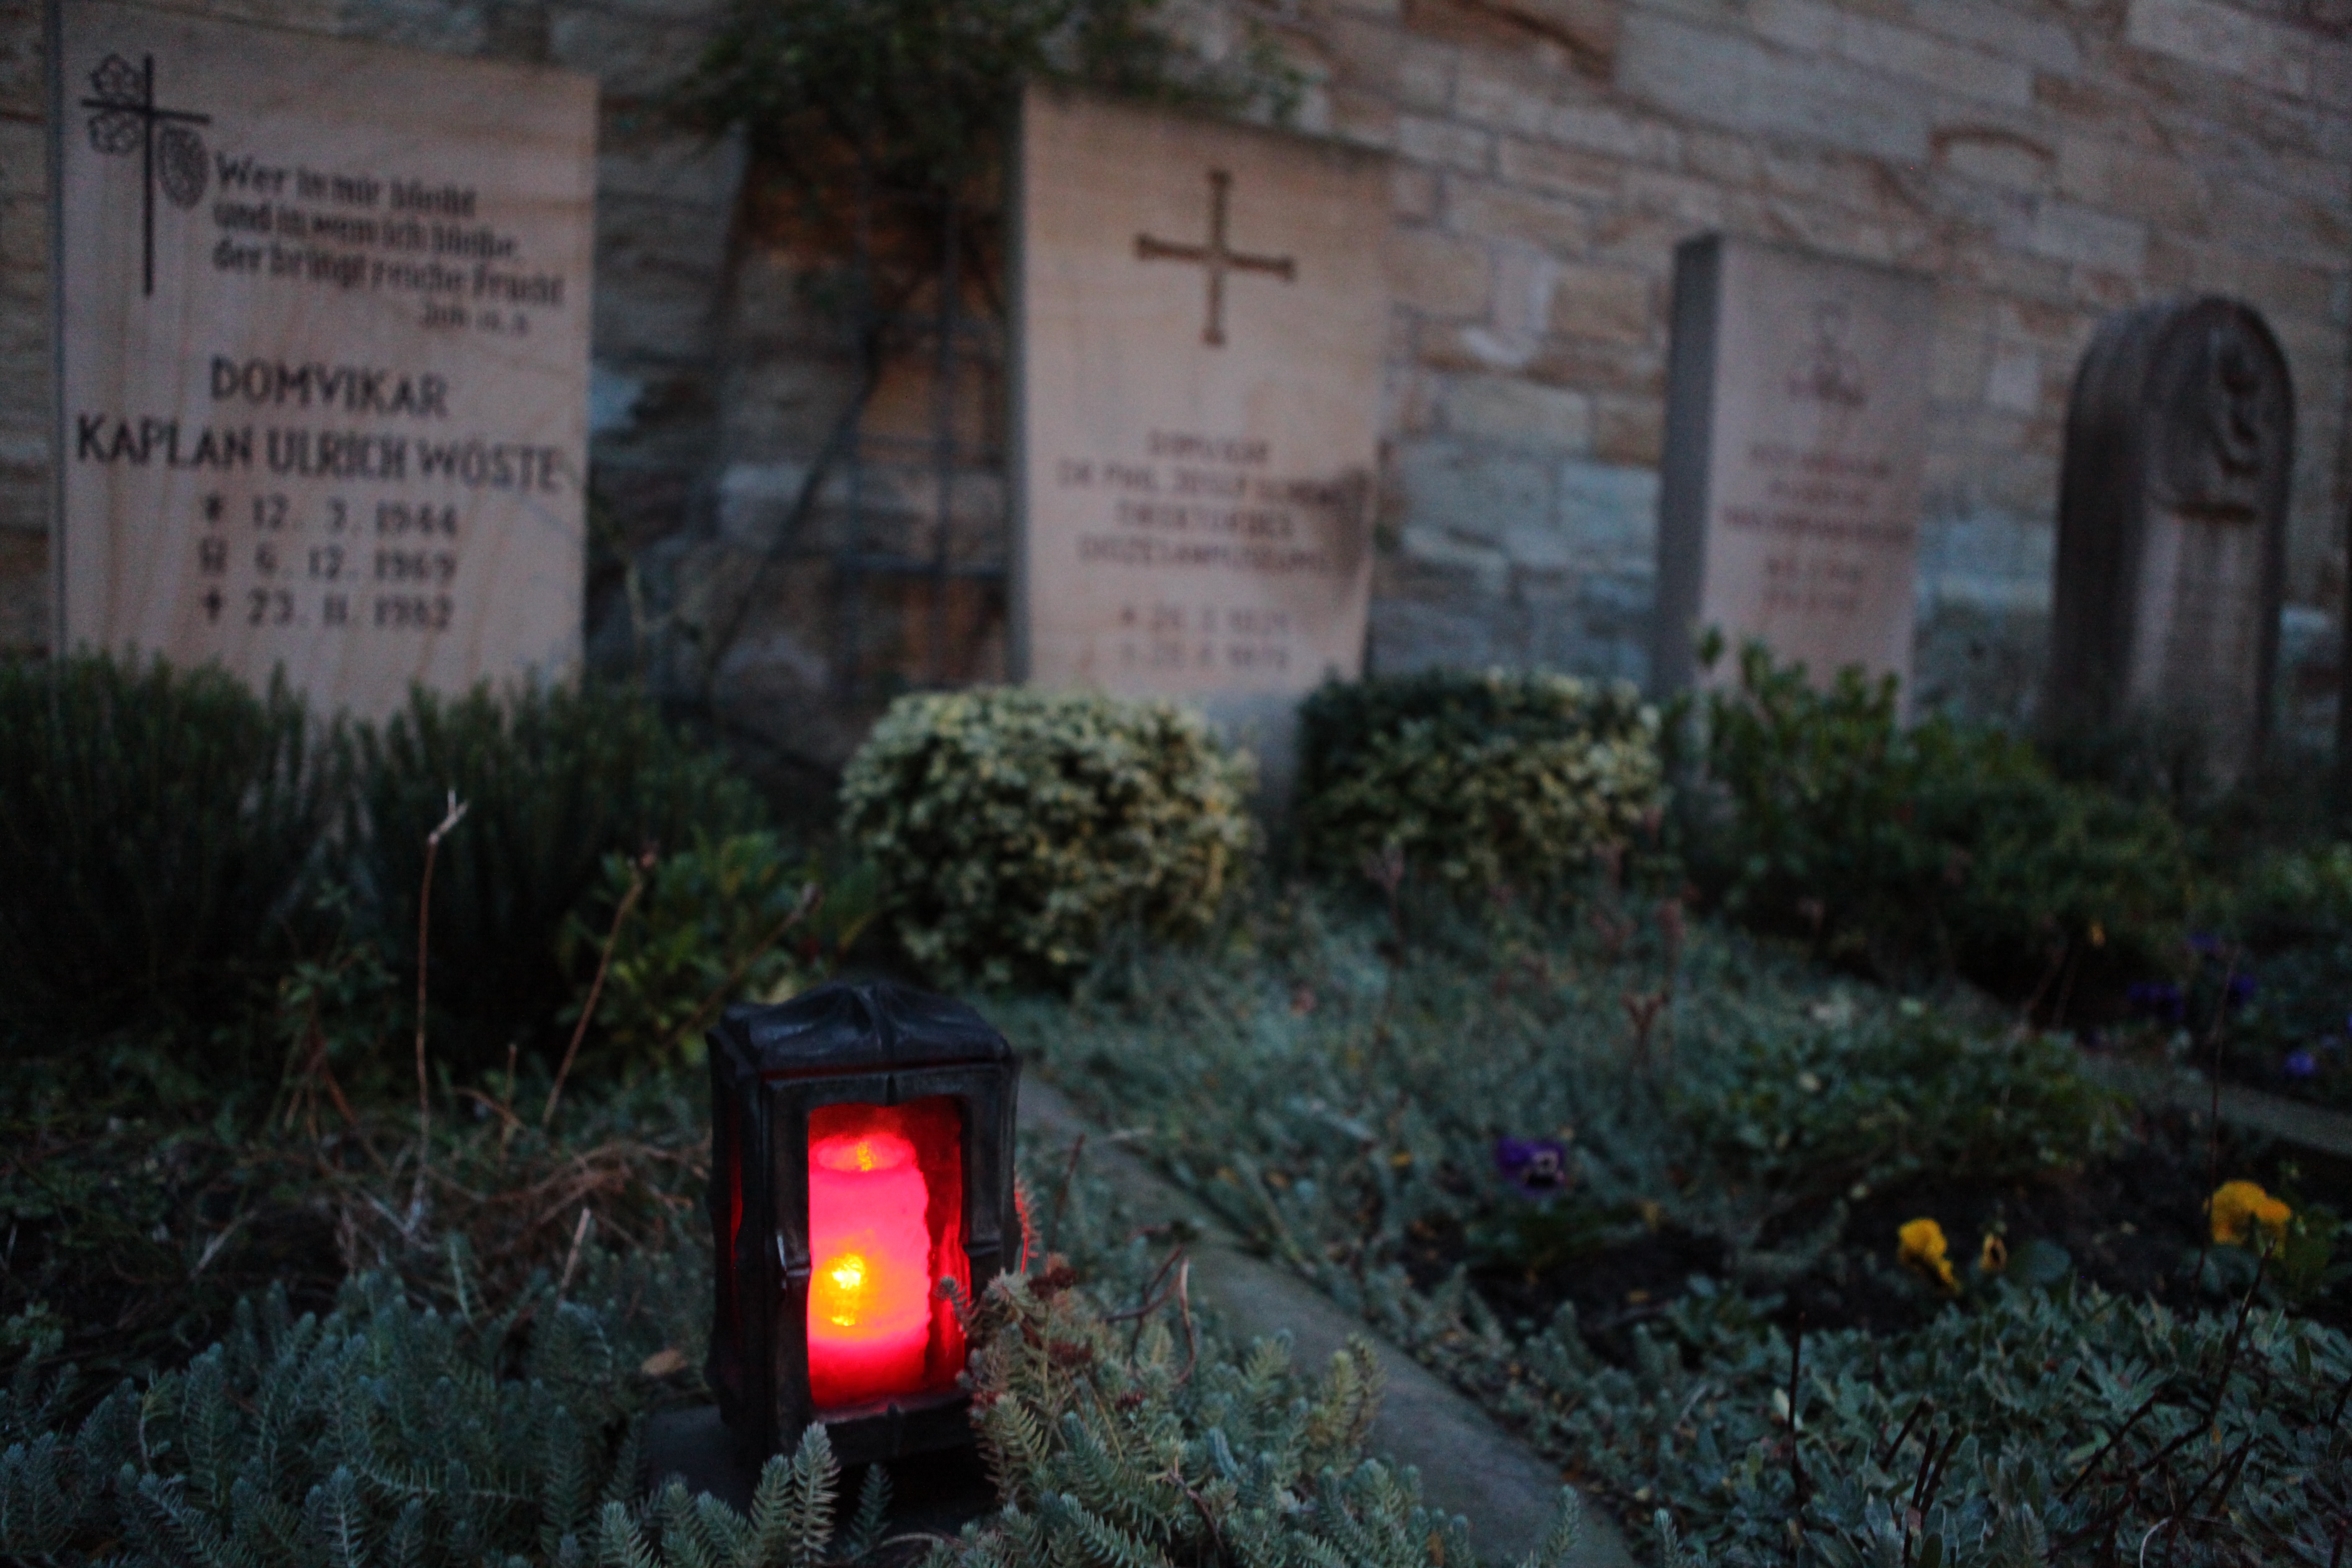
[840,688,1255,987]
[1487,1277,2352,1565]
[939,1270,1585,1568]
[0,1246,701,1568]
[1297,669,1663,899]
[0,1253,1586,1568]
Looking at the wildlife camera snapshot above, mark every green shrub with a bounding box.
[1674,1008,2126,1210]
[840,688,1255,987]
[1688,643,2189,989]
[556,834,881,1071]
[351,683,763,1072]
[0,654,337,1051]
[1297,668,1663,897]
[2219,841,2352,950]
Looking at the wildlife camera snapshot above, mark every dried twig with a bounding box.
[656,881,822,1059]
[1043,1133,1086,1259]
[1874,1396,1935,1471]
[411,792,470,1229]
[1785,1315,1810,1564]
[543,848,657,1131]
[557,1206,593,1297]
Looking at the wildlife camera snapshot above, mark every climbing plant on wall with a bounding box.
[666,0,1300,702]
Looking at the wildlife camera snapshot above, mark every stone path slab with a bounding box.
[2083,1055,2352,1163]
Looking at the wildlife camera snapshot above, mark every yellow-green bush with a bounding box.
[840,688,1256,986]
[1297,668,1663,896]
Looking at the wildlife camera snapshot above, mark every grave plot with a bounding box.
[1007,892,2351,1561]
[5,650,2352,1564]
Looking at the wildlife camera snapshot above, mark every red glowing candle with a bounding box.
[807,1125,934,1408]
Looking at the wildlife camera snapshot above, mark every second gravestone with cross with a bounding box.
[1012,86,1387,784]
[1651,236,1935,696]
[54,2,596,720]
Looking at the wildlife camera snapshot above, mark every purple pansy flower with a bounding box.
[1494,1136,1571,1197]
[2284,1049,2319,1080]
[2225,973,2257,1009]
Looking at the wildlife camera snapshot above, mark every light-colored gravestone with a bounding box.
[2046,297,2292,775]
[53,3,596,719]
[1011,87,1386,759]
[1651,235,1935,694]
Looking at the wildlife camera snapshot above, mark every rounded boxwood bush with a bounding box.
[840,688,1256,987]
[1297,668,1664,897]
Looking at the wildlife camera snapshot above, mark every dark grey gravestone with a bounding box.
[2047,297,2294,779]
[1650,235,1934,697]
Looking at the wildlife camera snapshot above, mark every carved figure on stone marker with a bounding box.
[1787,300,1867,409]
[2045,297,2292,780]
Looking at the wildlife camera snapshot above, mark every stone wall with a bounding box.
[4,0,2349,772]
[1266,0,2352,736]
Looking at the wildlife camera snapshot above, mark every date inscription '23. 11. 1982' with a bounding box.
[54,2,596,719]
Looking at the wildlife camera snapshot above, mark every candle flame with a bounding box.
[823,1252,868,1326]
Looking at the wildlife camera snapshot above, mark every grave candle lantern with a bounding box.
[706,982,1019,1465]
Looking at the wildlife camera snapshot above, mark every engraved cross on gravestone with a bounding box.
[1133,170,1295,347]
[80,53,210,297]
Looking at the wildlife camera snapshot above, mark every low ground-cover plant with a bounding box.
[841,688,1255,987]
[0,655,338,1052]
[1297,669,1663,899]
[1012,894,2129,1313]
[2149,844,2352,1108]
[1014,892,2349,1555]
[1681,642,2190,997]
[0,1037,714,1395]
[0,1095,1582,1568]
[1430,1276,2351,1565]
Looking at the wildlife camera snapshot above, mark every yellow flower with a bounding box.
[1898,1218,1957,1292]
[2208,1181,2291,1251]
[1978,1233,2007,1274]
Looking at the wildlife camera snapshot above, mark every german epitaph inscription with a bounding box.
[55,4,596,718]
[2048,298,2292,772]
[1014,88,1385,704]
[1652,236,1935,694]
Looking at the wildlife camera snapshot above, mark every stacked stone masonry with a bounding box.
[5,0,2349,767]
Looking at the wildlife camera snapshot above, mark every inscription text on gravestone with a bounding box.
[55,3,597,718]
[1653,236,1935,695]
[1015,88,1386,707]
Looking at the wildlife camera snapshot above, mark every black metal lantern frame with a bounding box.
[705,982,1020,1466]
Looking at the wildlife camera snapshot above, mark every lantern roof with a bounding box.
[716,980,1013,1080]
